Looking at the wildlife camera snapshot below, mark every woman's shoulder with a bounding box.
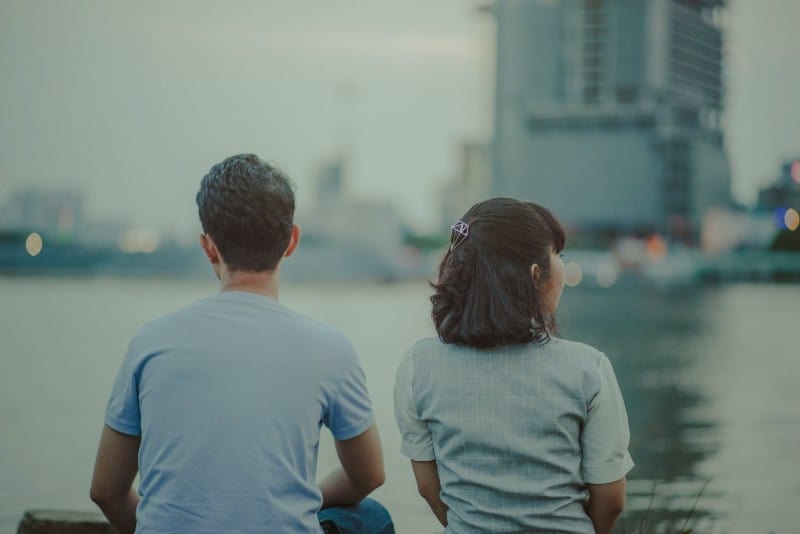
[403,336,449,364]
[407,336,444,353]
[547,337,608,368]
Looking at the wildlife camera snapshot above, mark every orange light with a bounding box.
[645,234,668,258]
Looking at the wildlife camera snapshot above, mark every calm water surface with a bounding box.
[1,277,798,533]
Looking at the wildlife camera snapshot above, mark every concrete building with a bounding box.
[491,0,731,239]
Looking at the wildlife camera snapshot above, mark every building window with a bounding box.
[616,86,638,103]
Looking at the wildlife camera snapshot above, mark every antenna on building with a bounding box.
[334,81,358,182]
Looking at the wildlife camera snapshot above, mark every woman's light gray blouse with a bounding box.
[394,337,634,533]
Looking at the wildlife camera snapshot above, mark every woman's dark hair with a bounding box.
[196,154,295,272]
[431,197,566,348]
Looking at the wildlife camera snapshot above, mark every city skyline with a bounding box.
[0,0,799,238]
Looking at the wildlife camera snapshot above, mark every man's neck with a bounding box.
[219,269,280,300]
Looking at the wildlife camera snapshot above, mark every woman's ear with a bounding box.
[530,263,541,281]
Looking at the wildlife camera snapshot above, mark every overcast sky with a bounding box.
[0,0,798,237]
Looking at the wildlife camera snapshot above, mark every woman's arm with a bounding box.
[411,460,448,527]
[585,477,626,534]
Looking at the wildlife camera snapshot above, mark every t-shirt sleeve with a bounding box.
[393,349,435,461]
[323,343,375,441]
[104,337,143,436]
[581,353,635,484]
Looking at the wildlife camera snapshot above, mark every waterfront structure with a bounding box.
[491,0,731,239]
[757,158,800,212]
[294,158,410,280]
[0,189,85,238]
[302,158,405,255]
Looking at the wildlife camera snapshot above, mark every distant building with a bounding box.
[491,0,731,239]
[440,142,492,229]
[757,158,800,211]
[316,159,346,201]
[302,158,405,256]
[0,189,85,238]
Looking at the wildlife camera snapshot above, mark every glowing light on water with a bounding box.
[564,261,583,287]
[25,233,43,256]
[118,230,160,253]
[785,208,800,231]
[596,262,618,288]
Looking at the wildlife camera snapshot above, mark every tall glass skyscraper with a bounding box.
[491,0,730,238]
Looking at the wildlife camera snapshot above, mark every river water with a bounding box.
[1,277,798,533]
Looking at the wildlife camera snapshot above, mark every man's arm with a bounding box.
[90,425,141,534]
[585,478,626,534]
[319,424,385,508]
[411,460,448,527]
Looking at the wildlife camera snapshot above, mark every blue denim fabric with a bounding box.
[317,498,394,534]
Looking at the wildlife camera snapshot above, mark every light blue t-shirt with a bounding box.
[105,291,375,533]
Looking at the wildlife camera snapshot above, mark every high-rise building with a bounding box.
[491,0,731,238]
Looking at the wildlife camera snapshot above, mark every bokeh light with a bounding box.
[564,261,583,287]
[596,262,618,288]
[25,233,43,256]
[785,208,800,231]
[118,230,160,253]
[791,161,800,184]
[775,207,789,229]
[646,234,668,260]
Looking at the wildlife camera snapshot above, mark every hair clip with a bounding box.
[449,219,470,251]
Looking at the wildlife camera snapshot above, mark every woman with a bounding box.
[394,198,634,533]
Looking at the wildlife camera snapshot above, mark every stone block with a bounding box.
[17,510,116,534]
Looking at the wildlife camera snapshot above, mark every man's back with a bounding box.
[105,291,374,533]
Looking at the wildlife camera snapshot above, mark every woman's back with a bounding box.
[394,198,633,533]
[396,336,632,533]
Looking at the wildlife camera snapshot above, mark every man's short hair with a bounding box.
[196,154,295,272]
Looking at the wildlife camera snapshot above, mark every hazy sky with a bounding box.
[0,0,798,237]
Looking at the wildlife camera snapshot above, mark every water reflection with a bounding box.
[559,287,723,532]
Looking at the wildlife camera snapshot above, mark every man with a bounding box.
[90,154,392,533]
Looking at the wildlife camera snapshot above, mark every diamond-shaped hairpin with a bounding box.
[451,220,469,237]
[449,219,470,251]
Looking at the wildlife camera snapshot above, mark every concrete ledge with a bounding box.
[17,510,116,534]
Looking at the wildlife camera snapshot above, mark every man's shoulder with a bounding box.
[130,294,357,361]
[285,310,356,353]
[132,297,210,340]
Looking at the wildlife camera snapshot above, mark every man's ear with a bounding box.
[283,224,301,258]
[199,234,221,265]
